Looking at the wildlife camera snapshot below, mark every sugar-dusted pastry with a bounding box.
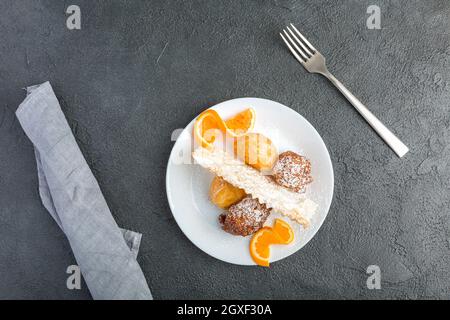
[234,133,278,172]
[219,196,271,236]
[272,151,313,193]
[193,147,317,227]
[209,176,246,209]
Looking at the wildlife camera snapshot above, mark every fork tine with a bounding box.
[280,33,305,64]
[282,29,309,61]
[290,23,317,52]
[286,26,313,57]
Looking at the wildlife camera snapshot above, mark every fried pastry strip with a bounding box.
[193,148,317,228]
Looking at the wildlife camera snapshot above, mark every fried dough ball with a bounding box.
[219,196,271,236]
[272,151,312,193]
[209,176,246,209]
[234,133,278,172]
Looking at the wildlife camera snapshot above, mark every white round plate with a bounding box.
[166,98,334,265]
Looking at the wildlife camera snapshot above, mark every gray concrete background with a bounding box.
[0,0,449,299]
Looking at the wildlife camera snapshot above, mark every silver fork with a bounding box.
[280,24,409,158]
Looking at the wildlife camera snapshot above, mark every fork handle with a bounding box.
[324,72,409,157]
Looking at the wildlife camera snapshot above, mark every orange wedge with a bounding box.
[225,108,255,136]
[272,219,295,245]
[193,108,255,149]
[249,227,275,267]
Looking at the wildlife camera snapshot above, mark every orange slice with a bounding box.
[225,108,255,136]
[250,219,295,266]
[193,108,255,149]
[272,219,295,245]
[250,227,275,267]
[194,109,227,149]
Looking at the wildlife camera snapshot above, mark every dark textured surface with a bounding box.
[0,0,449,299]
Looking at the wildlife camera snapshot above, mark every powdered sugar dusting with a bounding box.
[220,196,271,236]
[272,151,313,193]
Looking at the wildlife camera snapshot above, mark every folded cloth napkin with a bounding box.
[16,82,152,300]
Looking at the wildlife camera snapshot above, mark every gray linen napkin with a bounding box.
[16,82,152,300]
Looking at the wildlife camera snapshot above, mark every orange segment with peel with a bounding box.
[249,227,275,267]
[272,219,295,245]
[193,108,255,149]
[249,219,295,267]
[225,108,255,136]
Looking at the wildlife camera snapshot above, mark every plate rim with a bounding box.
[166,97,334,265]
